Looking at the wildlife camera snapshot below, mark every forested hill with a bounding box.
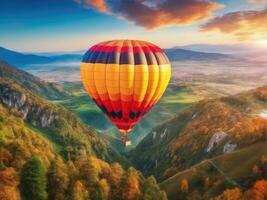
[0,78,126,163]
[0,102,167,200]
[130,86,267,181]
[0,64,167,200]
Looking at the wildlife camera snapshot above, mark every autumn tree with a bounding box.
[213,188,243,200]
[142,176,168,200]
[252,164,260,174]
[187,190,202,200]
[0,167,20,200]
[20,156,47,200]
[181,178,189,193]
[99,179,110,200]
[244,179,267,200]
[109,163,124,199]
[91,183,105,200]
[76,156,101,186]
[205,177,210,190]
[67,160,78,180]
[254,179,267,197]
[261,155,267,165]
[0,147,12,168]
[72,180,89,200]
[121,167,141,200]
[47,157,69,200]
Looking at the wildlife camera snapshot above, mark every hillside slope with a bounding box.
[160,141,267,199]
[164,48,232,61]
[0,79,127,164]
[129,86,267,181]
[0,61,69,100]
[0,101,167,200]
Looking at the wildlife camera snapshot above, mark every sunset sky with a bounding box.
[0,0,266,52]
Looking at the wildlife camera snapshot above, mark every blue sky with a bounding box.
[0,0,266,52]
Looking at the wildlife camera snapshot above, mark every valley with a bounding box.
[20,56,267,151]
[0,47,266,200]
[1,0,267,199]
[0,62,168,200]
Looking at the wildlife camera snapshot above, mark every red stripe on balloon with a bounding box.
[88,45,163,53]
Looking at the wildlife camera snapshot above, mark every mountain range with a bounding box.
[0,47,81,67]
[0,46,233,67]
[176,44,265,54]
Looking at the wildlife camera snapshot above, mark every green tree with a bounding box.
[213,188,243,200]
[142,176,167,200]
[47,157,69,200]
[77,156,100,186]
[20,156,47,200]
[91,183,105,200]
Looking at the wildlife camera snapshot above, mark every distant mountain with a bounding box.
[0,46,52,66]
[0,46,81,66]
[164,48,233,61]
[175,44,267,55]
[0,46,233,68]
[0,61,69,100]
[129,86,267,181]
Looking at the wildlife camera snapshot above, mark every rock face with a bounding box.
[151,128,168,141]
[160,128,168,139]
[192,113,198,119]
[0,83,57,128]
[223,142,237,153]
[152,131,157,140]
[0,80,129,165]
[259,110,267,119]
[206,132,228,153]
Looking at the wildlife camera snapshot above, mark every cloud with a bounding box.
[75,0,224,29]
[75,0,110,13]
[200,9,267,39]
[249,0,267,4]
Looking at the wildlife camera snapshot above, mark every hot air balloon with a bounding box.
[80,40,171,146]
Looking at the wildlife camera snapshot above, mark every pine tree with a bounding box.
[20,156,47,200]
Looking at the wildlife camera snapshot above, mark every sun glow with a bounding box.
[256,39,267,47]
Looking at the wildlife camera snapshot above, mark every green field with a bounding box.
[57,81,201,151]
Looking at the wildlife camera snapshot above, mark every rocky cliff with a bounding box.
[129,86,267,181]
[0,79,128,165]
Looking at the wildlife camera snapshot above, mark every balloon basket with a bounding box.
[120,136,131,146]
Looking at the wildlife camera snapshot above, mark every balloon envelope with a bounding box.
[80,40,171,135]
